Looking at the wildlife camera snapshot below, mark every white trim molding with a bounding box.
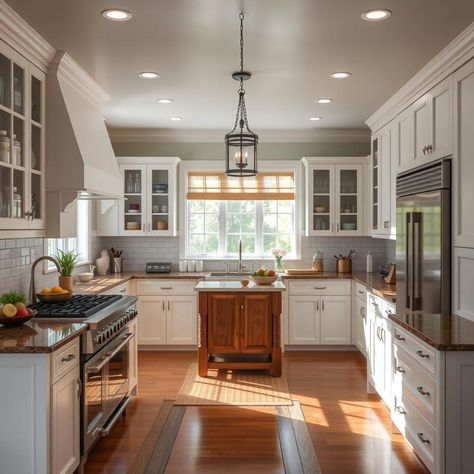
[366,22,474,133]
[107,127,370,144]
[0,0,55,71]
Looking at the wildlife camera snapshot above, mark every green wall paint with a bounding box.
[112,141,370,160]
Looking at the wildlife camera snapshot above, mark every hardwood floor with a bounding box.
[84,351,429,474]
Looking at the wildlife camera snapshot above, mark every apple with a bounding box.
[257,268,266,276]
[16,308,29,317]
[26,308,34,315]
[266,269,276,277]
[14,302,26,310]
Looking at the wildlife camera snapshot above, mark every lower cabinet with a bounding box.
[320,296,352,344]
[352,283,368,356]
[135,280,198,347]
[128,319,138,392]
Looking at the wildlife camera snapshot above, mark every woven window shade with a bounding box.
[187,172,295,200]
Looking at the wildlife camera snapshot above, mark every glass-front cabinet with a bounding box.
[0,41,45,232]
[113,158,180,236]
[303,158,364,236]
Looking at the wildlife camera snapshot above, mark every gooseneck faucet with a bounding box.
[238,239,247,273]
[29,256,61,304]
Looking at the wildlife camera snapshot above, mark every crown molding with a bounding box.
[366,22,474,133]
[107,127,370,144]
[0,0,55,71]
[50,51,110,108]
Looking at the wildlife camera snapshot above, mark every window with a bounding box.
[45,200,90,270]
[186,171,296,258]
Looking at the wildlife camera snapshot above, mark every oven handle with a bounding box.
[99,395,132,437]
[86,333,133,374]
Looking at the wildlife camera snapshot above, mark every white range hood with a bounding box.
[45,51,123,236]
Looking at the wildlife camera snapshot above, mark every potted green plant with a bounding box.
[54,249,78,291]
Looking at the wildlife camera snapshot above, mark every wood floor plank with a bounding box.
[276,405,305,474]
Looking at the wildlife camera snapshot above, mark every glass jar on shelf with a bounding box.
[0,130,10,163]
[312,250,324,272]
[12,134,21,166]
[12,187,22,218]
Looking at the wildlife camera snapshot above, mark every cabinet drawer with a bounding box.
[393,344,437,426]
[102,281,129,295]
[393,326,436,375]
[289,279,350,296]
[51,338,80,384]
[136,279,198,295]
[354,282,367,302]
[393,396,436,473]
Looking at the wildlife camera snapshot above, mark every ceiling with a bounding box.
[5,0,474,131]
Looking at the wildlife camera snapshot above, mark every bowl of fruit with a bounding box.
[37,286,72,303]
[0,292,37,326]
[249,268,278,285]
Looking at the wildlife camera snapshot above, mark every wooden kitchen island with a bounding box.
[194,280,286,377]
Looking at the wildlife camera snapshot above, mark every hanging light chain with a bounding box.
[240,12,244,73]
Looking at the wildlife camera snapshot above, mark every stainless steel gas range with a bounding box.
[29,294,138,457]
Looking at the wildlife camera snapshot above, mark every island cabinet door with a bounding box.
[240,293,273,354]
[207,293,241,353]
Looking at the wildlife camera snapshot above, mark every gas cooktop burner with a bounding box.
[30,294,122,318]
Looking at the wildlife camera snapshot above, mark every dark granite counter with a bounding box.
[389,312,474,351]
[0,321,86,353]
[352,272,396,303]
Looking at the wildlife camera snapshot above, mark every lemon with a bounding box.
[3,303,17,317]
[41,287,51,294]
[51,286,64,294]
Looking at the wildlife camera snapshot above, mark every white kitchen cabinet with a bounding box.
[452,59,474,248]
[0,40,46,235]
[397,107,414,172]
[352,282,368,356]
[128,318,138,393]
[96,157,180,237]
[452,246,474,321]
[288,296,320,344]
[137,295,167,345]
[51,363,80,474]
[136,279,198,347]
[302,158,364,236]
[320,295,351,344]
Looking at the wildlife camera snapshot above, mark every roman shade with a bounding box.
[186,172,295,200]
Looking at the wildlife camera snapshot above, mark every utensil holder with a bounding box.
[336,258,352,274]
[111,257,123,274]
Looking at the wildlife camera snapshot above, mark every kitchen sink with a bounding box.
[206,272,252,280]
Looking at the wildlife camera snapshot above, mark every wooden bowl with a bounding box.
[36,290,73,303]
[249,275,278,285]
[0,310,37,327]
[240,279,249,287]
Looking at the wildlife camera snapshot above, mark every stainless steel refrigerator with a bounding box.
[396,159,451,314]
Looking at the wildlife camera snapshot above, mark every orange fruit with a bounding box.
[41,287,51,294]
[51,286,63,294]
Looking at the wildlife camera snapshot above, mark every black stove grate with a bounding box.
[29,294,122,318]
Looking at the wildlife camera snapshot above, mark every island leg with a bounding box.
[271,293,282,377]
[198,293,209,377]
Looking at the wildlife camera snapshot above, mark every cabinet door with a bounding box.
[128,319,138,392]
[371,134,381,233]
[412,94,430,165]
[51,365,80,474]
[397,108,414,172]
[166,295,197,345]
[288,296,320,344]
[147,165,174,236]
[119,164,147,235]
[335,165,362,235]
[207,293,240,353]
[452,247,474,321]
[136,296,167,345]
[240,293,272,353]
[308,165,334,235]
[320,295,351,345]
[353,296,367,356]
[452,59,474,248]
[429,76,452,161]
[388,120,398,237]
[373,315,386,397]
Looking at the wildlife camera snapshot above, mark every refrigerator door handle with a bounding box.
[413,212,422,310]
[406,212,413,310]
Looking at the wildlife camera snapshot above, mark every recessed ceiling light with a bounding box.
[309,117,322,121]
[101,9,132,21]
[361,9,391,21]
[138,72,160,79]
[157,98,173,104]
[170,117,182,121]
[316,98,332,104]
[330,72,351,79]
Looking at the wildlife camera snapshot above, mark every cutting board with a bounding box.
[285,269,324,275]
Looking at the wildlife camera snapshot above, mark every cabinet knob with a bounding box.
[396,405,406,415]
[422,146,427,155]
[417,433,430,444]
[395,365,406,373]
[395,334,405,341]
[427,144,432,154]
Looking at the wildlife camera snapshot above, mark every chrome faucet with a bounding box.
[238,239,247,273]
[29,256,61,304]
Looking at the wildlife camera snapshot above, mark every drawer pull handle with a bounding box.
[385,309,393,316]
[417,433,430,444]
[417,386,430,396]
[61,354,75,363]
[160,287,173,290]
[395,334,405,341]
[416,350,430,359]
[314,287,326,290]
[395,366,406,373]
[358,290,364,294]
[396,406,406,415]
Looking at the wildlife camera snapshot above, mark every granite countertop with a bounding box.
[352,272,396,303]
[281,272,352,280]
[0,321,86,353]
[194,280,286,292]
[389,312,474,351]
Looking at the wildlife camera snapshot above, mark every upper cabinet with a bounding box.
[303,158,364,236]
[97,157,181,237]
[0,41,45,233]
